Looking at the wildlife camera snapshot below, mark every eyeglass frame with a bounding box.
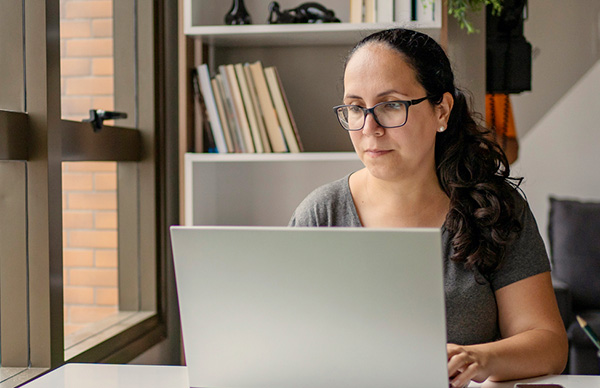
[332,96,429,131]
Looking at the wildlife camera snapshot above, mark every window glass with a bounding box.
[60,0,120,346]
[0,161,29,369]
[0,0,25,112]
[1,0,159,372]
[60,0,147,357]
[60,0,119,343]
[62,161,119,338]
[60,0,115,122]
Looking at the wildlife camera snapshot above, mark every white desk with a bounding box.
[469,374,600,387]
[20,364,188,388]
[19,363,600,388]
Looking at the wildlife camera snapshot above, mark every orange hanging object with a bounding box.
[486,93,517,139]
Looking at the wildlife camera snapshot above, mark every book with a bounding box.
[196,64,228,153]
[376,0,394,23]
[247,61,288,153]
[364,0,376,22]
[394,0,412,22]
[264,66,302,153]
[218,66,246,152]
[273,67,303,152]
[191,69,205,152]
[192,70,219,153]
[214,73,242,152]
[432,0,441,24]
[243,63,272,153]
[211,77,234,152]
[223,64,256,153]
[416,0,434,23]
[350,0,364,23]
[234,63,264,153]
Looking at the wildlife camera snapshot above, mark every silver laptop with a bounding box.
[170,226,448,388]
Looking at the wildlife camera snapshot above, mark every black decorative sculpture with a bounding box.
[225,0,252,25]
[267,2,340,24]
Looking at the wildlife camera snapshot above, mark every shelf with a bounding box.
[185,22,442,47]
[179,0,448,226]
[185,151,361,163]
[184,152,363,226]
[184,0,442,46]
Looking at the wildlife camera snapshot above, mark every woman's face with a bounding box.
[343,43,451,183]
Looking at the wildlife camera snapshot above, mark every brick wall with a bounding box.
[60,0,118,336]
[61,0,114,121]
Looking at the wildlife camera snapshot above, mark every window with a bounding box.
[0,0,179,384]
[0,161,31,382]
[59,0,149,358]
[58,0,162,361]
[0,0,31,382]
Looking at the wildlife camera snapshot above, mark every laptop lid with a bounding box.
[170,226,448,388]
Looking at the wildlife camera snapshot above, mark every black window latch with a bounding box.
[83,109,128,132]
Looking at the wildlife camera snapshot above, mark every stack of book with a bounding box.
[193,61,303,154]
[350,0,440,24]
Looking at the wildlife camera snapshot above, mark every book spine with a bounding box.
[394,0,412,22]
[248,61,287,153]
[416,0,433,23]
[364,0,376,23]
[224,64,256,153]
[211,77,234,153]
[274,67,303,152]
[350,0,364,23]
[271,66,303,152]
[433,0,441,24]
[196,64,228,153]
[376,0,394,23]
[264,67,300,153]
[235,63,264,153]
[218,65,245,153]
[243,63,272,153]
[191,69,205,153]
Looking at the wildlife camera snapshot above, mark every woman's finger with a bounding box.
[447,349,471,378]
[450,360,480,388]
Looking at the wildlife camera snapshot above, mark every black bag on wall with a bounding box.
[486,0,532,94]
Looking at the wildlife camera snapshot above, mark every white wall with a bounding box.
[512,0,600,138]
[512,59,600,248]
[506,1,600,249]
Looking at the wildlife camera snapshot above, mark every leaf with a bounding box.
[440,0,504,34]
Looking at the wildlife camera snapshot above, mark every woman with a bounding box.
[289,28,567,387]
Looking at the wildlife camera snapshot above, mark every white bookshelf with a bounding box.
[179,0,449,225]
[184,23,442,47]
[183,0,442,46]
[184,152,363,226]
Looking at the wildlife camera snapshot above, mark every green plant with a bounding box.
[444,0,504,33]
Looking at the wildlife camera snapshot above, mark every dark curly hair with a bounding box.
[345,28,522,276]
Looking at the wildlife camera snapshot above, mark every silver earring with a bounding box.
[438,126,446,133]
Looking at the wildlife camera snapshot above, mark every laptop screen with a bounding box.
[171,226,447,388]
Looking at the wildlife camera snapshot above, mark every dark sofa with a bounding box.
[549,197,600,375]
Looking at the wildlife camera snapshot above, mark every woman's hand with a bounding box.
[447,343,491,388]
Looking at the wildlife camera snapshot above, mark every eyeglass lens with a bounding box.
[337,101,407,130]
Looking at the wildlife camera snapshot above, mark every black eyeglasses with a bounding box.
[332,97,428,131]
